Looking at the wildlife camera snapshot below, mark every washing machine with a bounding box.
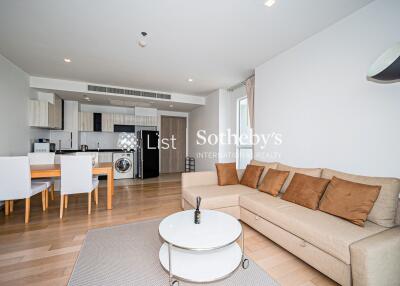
[113,152,134,179]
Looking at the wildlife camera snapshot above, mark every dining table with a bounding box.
[30,162,114,210]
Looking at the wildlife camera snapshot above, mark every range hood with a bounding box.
[114,125,135,133]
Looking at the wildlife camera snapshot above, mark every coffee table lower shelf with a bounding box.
[159,242,242,284]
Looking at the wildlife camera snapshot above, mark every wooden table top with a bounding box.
[31,163,113,178]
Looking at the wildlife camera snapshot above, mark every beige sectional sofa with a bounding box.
[181,160,400,286]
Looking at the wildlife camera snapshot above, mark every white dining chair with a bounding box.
[0,157,48,223]
[75,152,100,190]
[60,155,99,218]
[75,152,99,165]
[28,152,56,207]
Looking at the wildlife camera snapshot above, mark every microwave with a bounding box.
[34,143,56,153]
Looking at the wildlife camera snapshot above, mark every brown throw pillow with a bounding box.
[240,165,265,189]
[215,163,239,186]
[282,173,330,210]
[259,169,289,196]
[319,176,381,226]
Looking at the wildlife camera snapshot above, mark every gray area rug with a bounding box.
[68,219,280,286]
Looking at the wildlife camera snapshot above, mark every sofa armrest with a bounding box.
[350,226,400,286]
[181,172,218,188]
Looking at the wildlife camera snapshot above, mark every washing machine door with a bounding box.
[115,157,132,173]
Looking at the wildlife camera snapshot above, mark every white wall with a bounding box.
[0,54,48,155]
[189,88,244,170]
[254,0,400,177]
[189,90,220,171]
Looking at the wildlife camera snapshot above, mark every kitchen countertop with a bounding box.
[55,149,134,154]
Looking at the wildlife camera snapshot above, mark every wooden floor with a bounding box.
[0,175,338,286]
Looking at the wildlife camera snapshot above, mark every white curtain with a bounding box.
[245,76,255,129]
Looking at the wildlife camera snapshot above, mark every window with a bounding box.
[237,97,253,169]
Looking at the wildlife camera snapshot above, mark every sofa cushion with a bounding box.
[250,160,279,183]
[282,173,330,210]
[240,192,386,264]
[182,184,258,210]
[259,169,290,196]
[319,177,381,226]
[215,163,239,186]
[322,168,400,228]
[240,164,264,189]
[181,171,218,188]
[277,163,322,193]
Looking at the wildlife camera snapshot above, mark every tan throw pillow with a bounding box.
[321,168,400,228]
[277,163,322,193]
[240,165,265,189]
[215,163,239,186]
[249,160,279,183]
[319,176,381,226]
[259,169,289,196]
[281,173,330,210]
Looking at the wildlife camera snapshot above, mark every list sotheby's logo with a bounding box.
[195,129,282,148]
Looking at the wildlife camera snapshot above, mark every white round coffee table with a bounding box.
[159,210,248,285]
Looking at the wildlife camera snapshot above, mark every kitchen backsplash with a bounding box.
[80,132,120,149]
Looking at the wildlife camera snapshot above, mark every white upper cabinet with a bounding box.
[64,106,159,133]
[29,100,48,127]
[53,96,63,129]
[28,94,63,129]
[79,112,94,132]
[124,114,136,125]
[135,115,158,126]
[101,113,114,132]
[113,113,125,125]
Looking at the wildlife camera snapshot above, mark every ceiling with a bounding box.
[53,90,201,112]
[0,0,373,96]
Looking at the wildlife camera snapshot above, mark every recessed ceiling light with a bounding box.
[169,104,174,108]
[264,0,276,7]
[138,40,147,48]
[64,58,71,63]
[187,78,194,83]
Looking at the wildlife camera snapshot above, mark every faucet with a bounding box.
[97,142,100,151]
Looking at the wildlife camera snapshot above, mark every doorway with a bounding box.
[160,116,187,173]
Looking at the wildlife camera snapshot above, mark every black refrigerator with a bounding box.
[137,130,159,179]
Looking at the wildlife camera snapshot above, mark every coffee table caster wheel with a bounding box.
[171,280,179,286]
[242,258,249,269]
